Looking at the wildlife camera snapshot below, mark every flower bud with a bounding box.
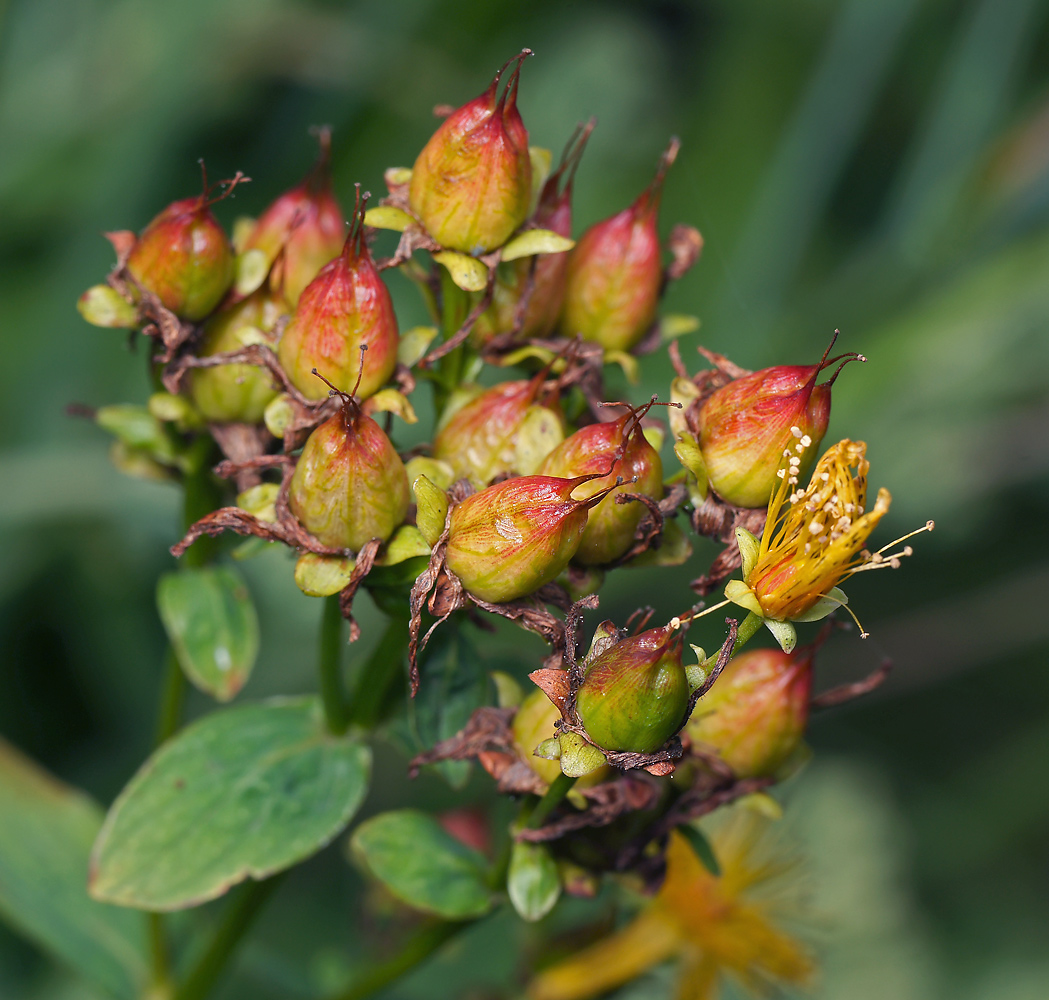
[126,177,240,320]
[432,375,564,488]
[559,139,677,351]
[576,625,689,754]
[471,123,592,345]
[696,338,862,508]
[409,52,532,253]
[278,195,398,401]
[288,377,409,551]
[188,287,287,423]
[243,130,345,305]
[445,473,617,603]
[512,689,609,787]
[538,403,663,566]
[687,648,812,778]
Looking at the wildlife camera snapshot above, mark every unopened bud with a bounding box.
[576,624,689,754]
[559,139,677,351]
[126,181,239,320]
[687,648,813,778]
[288,385,409,551]
[189,288,286,423]
[243,130,345,305]
[697,336,862,508]
[445,473,618,603]
[409,52,532,253]
[538,404,663,565]
[278,195,398,401]
[433,376,564,488]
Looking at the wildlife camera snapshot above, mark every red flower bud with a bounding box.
[471,123,593,345]
[277,193,398,401]
[576,625,689,754]
[409,52,532,253]
[560,139,677,351]
[538,403,663,565]
[288,371,409,550]
[243,130,345,305]
[687,648,813,778]
[188,287,287,423]
[126,176,242,320]
[445,472,618,603]
[432,373,564,488]
[697,335,863,508]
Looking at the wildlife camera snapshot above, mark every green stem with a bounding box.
[731,612,764,655]
[154,646,186,748]
[147,912,173,997]
[318,594,349,735]
[346,614,409,728]
[528,772,577,829]
[172,876,283,1000]
[322,919,470,1000]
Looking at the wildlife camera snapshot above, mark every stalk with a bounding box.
[318,593,350,735]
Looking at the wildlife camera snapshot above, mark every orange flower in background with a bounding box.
[528,813,813,1000]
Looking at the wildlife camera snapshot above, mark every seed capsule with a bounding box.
[288,368,409,550]
[432,374,564,488]
[696,337,862,508]
[243,130,345,305]
[126,178,240,320]
[189,287,287,423]
[538,403,663,565]
[409,52,532,253]
[687,648,812,778]
[278,193,398,401]
[575,625,689,754]
[559,140,677,351]
[445,473,617,603]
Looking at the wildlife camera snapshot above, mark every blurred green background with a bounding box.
[2,0,1048,997]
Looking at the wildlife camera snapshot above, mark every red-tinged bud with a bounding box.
[409,51,532,253]
[538,401,663,565]
[445,472,619,603]
[432,373,564,488]
[126,173,243,320]
[560,139,677,351]
[288,367,409,550]
[576,625,689,754]
[687,648,813,778]
[697,333,864,508]
[189,287,287,423]
[278,191,398,401]
[244,129,346,305]
[471,122,593,345]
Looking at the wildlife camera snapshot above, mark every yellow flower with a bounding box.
[528,813,813,1000]
[725,438,932,651]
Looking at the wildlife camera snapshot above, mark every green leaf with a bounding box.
[409,629,489,788]
[0,739,147,999]
[507,841,560,922]
[679,823,721,876]
[350,810,492,920]
[157,566,260,702]
[90,698,370,911]
[500,228,575,262]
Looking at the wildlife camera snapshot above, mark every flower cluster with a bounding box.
[77,50,931,998]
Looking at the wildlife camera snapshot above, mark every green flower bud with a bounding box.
[288,376,409,551]
[445,473,618,603]
[126,179,240,320]
[538,404,663,565]
[687,648,813,778]
[576,625,689,754]
[188,287,287,423]
[409,51,532,253]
